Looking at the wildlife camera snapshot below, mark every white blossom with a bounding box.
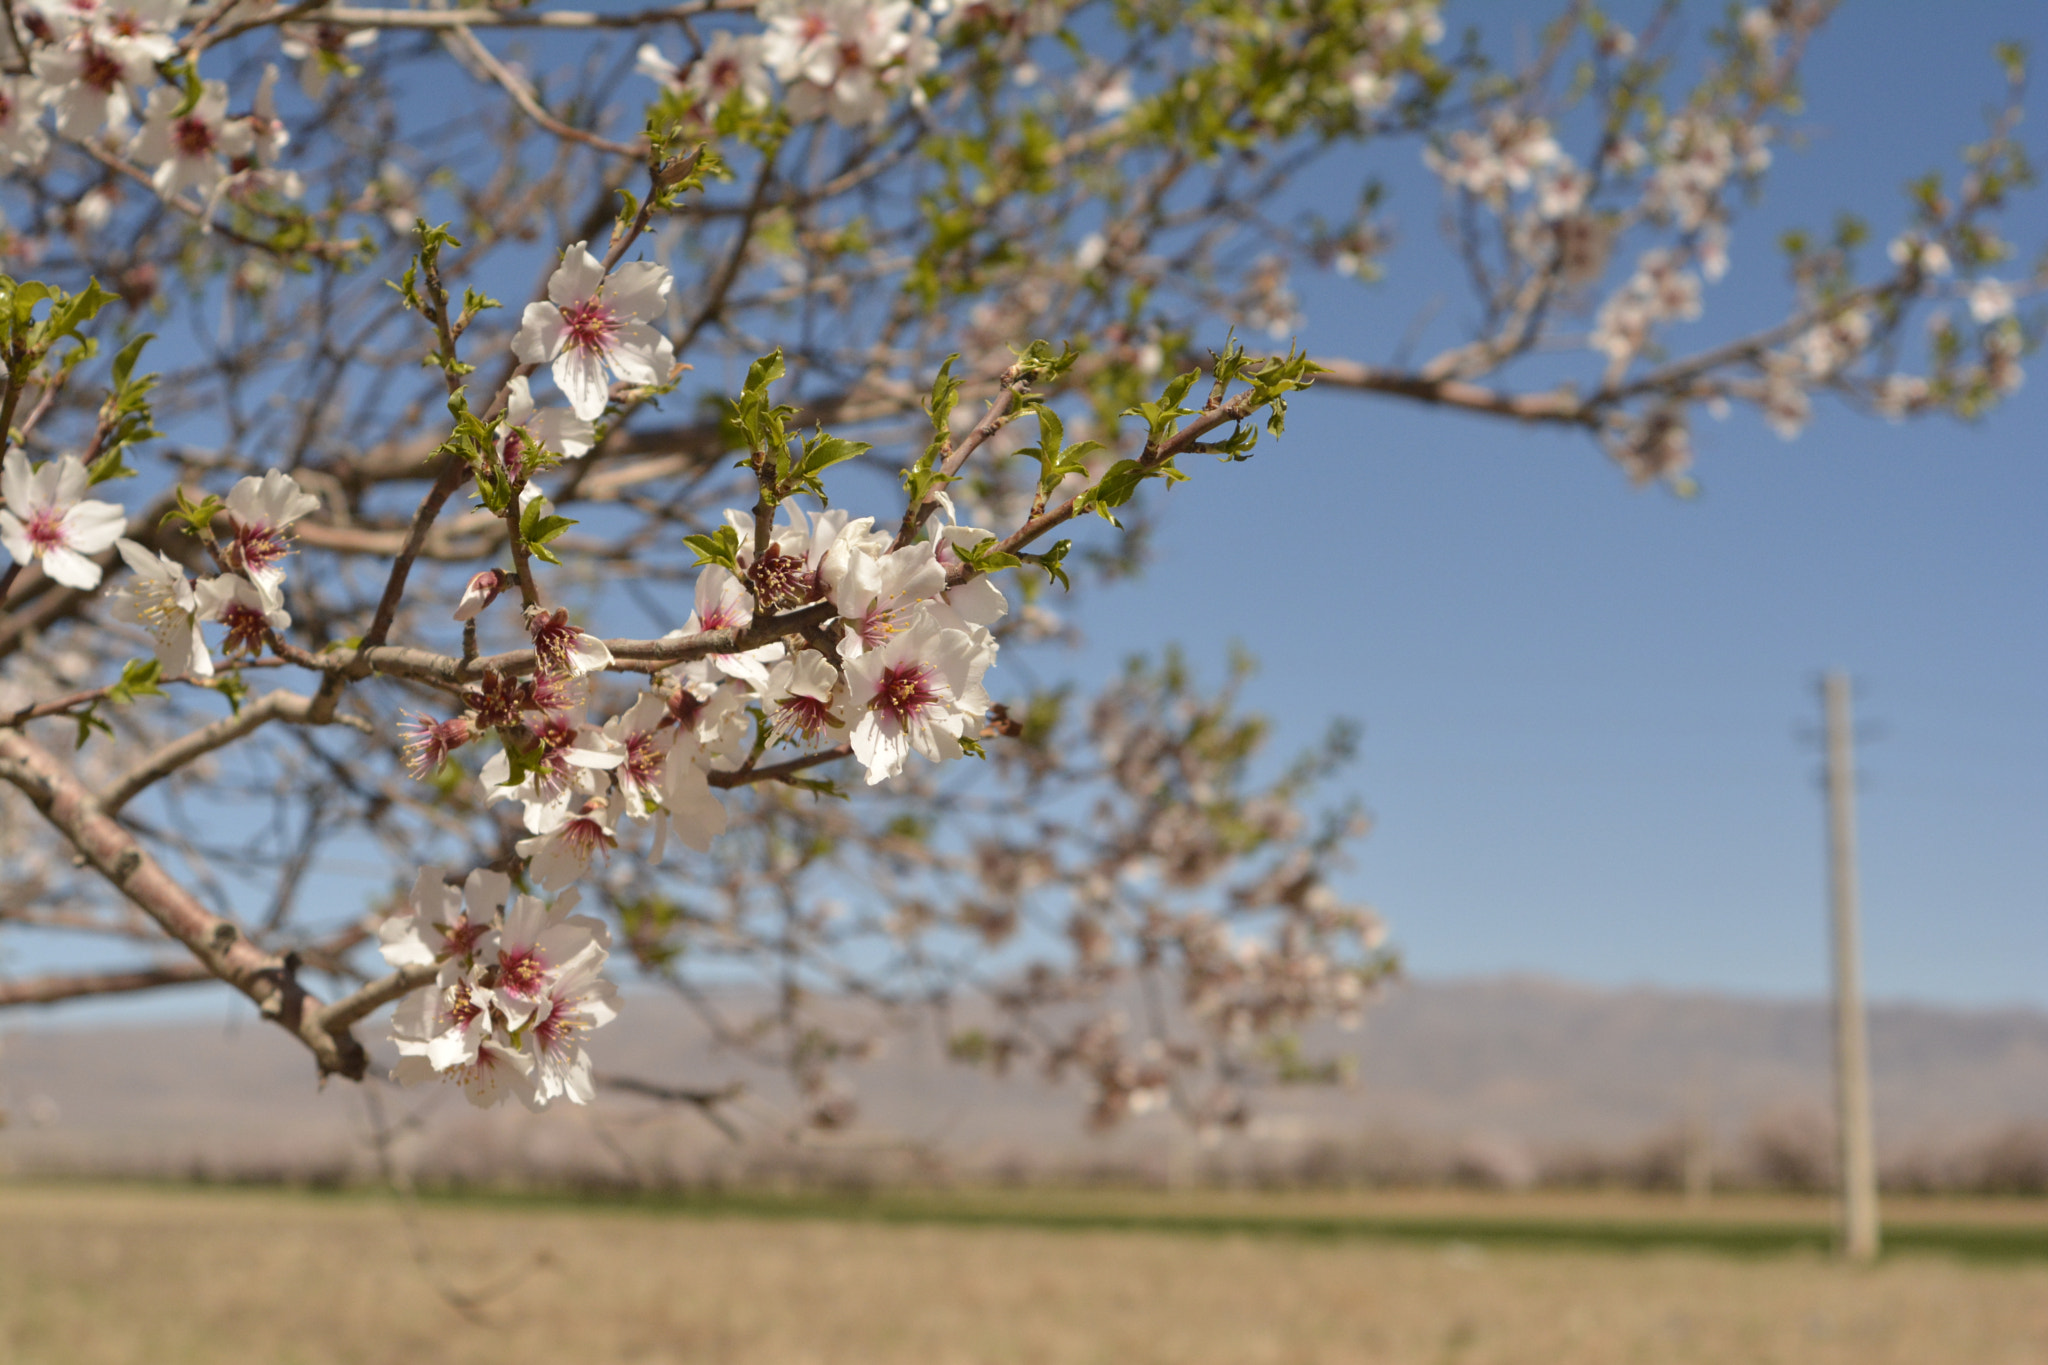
[512,242,675,421]
[1,451,126,590]
[129,81,252,201]
[1968,278,2015,324]
[638,31,770,111]
[844,625,991,784]
[516,796,619,891]
[108,537,231,677]
[504,374,595,466]
[223,469,319,592]
[379,867,508,969]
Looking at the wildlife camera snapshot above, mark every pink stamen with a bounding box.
[23,507,66,556]
[498,945,549,999]
[623,731,665,793]
[559,297,619,357]
[173,115,216,159]
[871,662,941,725]
[80,44,122,94]
[218,601,270,657]
[774,693,838,742]
[232,521,291,577]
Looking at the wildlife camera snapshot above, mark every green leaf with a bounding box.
[683,523,743,573]
[1019,538,1072,590]
[497,729,545,787]
[73,704,111,750]
[160,486,226,537]
[106,658,164,705]
[110,332,154,391]
[209,672,249,716]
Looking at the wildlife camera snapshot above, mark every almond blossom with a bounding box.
[223,469,319,591]
[129,80,252,200]
[673,565,783,688]
[521,947,619,1107]
[452,568,507,623]
[379,867,506,969]
[844,625,992,784]
[35,22,166,140]
[764,648,847,746]
[382,873,619,1110]
[2,452,126,590]
[1968,278,2016,324]
[517,796,620,891]
[829,539,946,656]
[108,537,230,676]
[637,31,771,114]
[527,605,613,678]
[390,960,501,1073]
[600,693,675,814]
[512,243,675,421]
[213,574,288,658]
[761,0,938,127]
[478,709,621,808]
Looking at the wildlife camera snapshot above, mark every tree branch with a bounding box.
[0,728,368,1077]
[101,689,371,817]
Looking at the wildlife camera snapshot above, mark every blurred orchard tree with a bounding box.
[0,0,2035,1131]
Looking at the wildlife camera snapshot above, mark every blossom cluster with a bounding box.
[361,235,1013,1106]
[0,0,298,212]
[414,497,1006,910]
[379,868,619,1109]
[639,0,939,128]
[0,452,316,678]
[117,471,314,677]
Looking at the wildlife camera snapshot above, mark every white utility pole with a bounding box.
[1822,672,1880,1263]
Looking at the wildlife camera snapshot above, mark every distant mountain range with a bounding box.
[5,975,2046,1184]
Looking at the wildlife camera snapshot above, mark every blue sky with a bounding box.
[1057,2,2048,1006]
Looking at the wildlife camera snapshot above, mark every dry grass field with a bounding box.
[5,1182,2048,1365]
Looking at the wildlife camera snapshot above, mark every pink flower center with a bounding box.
[774,692,837,741]
[400,712,472,779]
[870,662,941,726]
[663,689,703,730]
[80,45,122,94]
[622,731,664,793]
[440,916,488,959]
[560,813,614,859]
[498,945,549,999]
[447,982,484,1029]
[559,297,619,357]
[853,600,907,650]
[747,544,816,610]
[232,521,290,577]
[172,116,214,160]
[23,506,66,555]
[528,608,588,677]
[532,996,587,1056]
[698,598,746,631]
[218,601,270,657]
